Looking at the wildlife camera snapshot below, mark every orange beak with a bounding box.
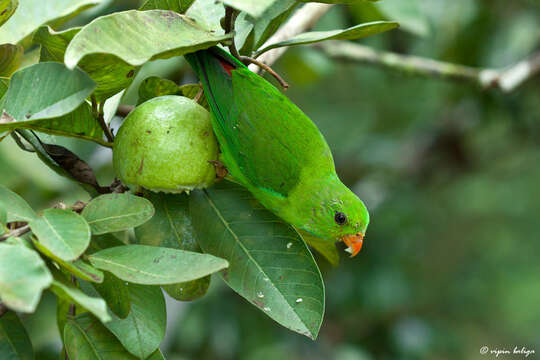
[342,233,364,257]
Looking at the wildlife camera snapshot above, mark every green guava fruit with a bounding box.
[113,95,218,192]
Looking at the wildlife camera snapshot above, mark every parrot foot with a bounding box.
[209,160,229,182]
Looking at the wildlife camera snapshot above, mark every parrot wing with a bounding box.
[186,48,334,197]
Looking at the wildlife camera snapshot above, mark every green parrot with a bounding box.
[185,47,369,260]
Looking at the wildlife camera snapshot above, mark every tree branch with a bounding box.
[224,6,241,60]
[249,3,334,73]
[317,41,540,92]
[0,224,30,241]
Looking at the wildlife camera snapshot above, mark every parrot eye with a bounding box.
[334,212,347,225]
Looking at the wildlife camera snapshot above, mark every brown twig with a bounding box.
[224,6,241,60]
[241,56,289,90]
[92,95,115,142]
[317,41,540,93]
[0,224,30,241]
[194,85,204,103]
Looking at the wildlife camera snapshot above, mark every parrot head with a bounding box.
[326,189,369,257]
[294,178,370,257]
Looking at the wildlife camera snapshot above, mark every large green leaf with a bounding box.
[0,184,36,222]
[222,0,278,18]
[86,234,131,318]
[88,245,228,285]
[0,0,17,27]
[0,0,100,45]
[29,208,91,261]
[190,182,325,339]
[0,76,8,99]
[81,193,155,235]
[33,239,104,283]
[0,311,33,360]
[1,62,96,121]
[0,102,104,144]
[140,0,195,13]
[135,192,211,300]
[33,26,136,101]
[301,0,379,3]
[0,207,5,228]
[251,0,297,51]
[103,284,166,359]
[234,0,297,54]
[137,76,183,104]
[376,0,430,37]
[50,280,111,323]
[135,192,198,251]
[185,0,224,33]
[65,10,233,71]
[93,272,131,319]
[0,243,52,312]
[0,43,23,77]
[64,313,139,360]
[33,26,79,62]
[256,21,399,55]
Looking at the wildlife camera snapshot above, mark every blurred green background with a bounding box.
[1,0,539,359]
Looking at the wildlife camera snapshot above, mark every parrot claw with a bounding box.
[209,160,228,181]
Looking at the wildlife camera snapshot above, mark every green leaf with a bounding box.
[0,207,6,227]
[147,349,166,360]
[29,208,91,261]
[185,0,224,33]
[0,43,23,77]
[82,194,155,235]
[256,21,399,55]
[162,275,210,301]
[88,245,228,285]
[138,76,183,104]
[190,182,325,339]
[0,103,104,144]
[1,62,96,122]
[300,0,379,3]
[32,239,104,283]
[0,77,8,99]
[138,77,180,103]
[140,0,195,13]
[92,272,131,319]
[65,10,233,70]
[137,78,208,109]
[0,0,100,45]
[103,284,165,359]
[33,26,136,101]
[0,243,52,312]
[251,0,297,51]
[376,0,430,37]
[222,0,279,18]
[0,311,34,360]
[0,0,17,27]
[0,184,36,222]
[103,90,125,124]
[33,26,79,62]
[64,313,139,360]
[135,192,198,251]
[50,280,111,323]
[234,0,297,54]
[135,192,211,300]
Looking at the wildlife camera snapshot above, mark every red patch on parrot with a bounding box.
[219,58,235,76]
